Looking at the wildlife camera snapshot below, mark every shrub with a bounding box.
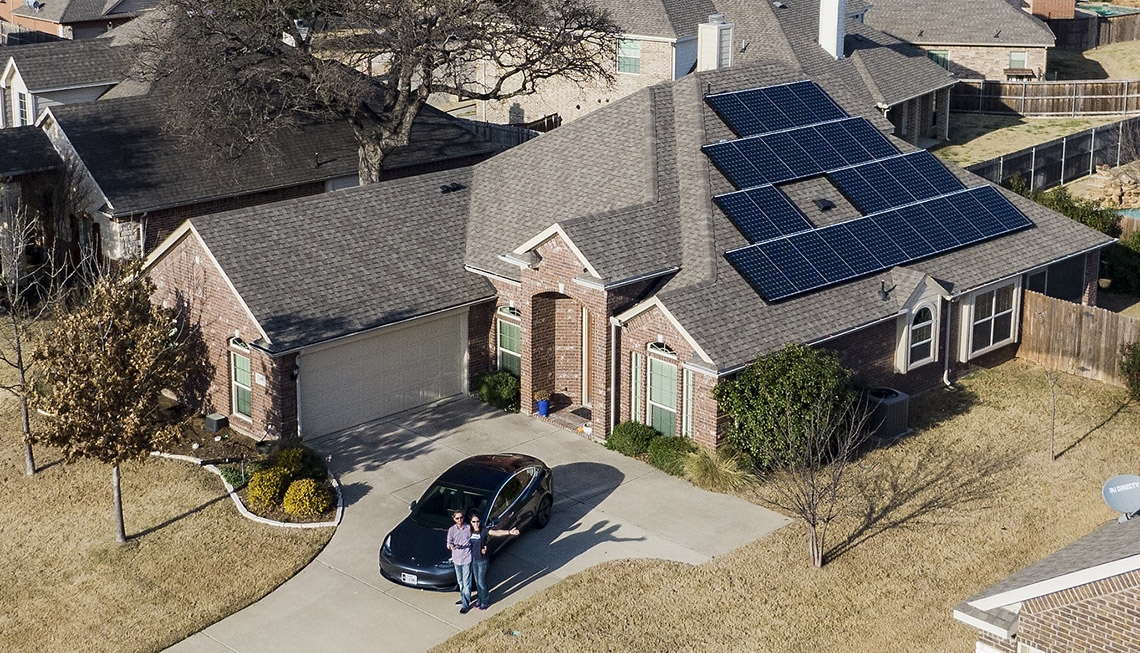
[713,343,854,469]
[1104,232,1140,294]
[247,467,290,509]
[283,478,333,517]
[683,445,754,493]
[533,389,552,402]
[1122,341,1140,402]
[218,459,268,489]
[473,370,520,412]
[605,421,660,456]
[648,436,696,476]
[1009,176,1122,236]
[275,448,306,480]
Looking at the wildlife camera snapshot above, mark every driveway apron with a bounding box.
[166,397,789,653]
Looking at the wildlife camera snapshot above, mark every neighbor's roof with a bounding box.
[956,517,1140,634]
[3,39,133,92]
[865,0,1056,47]
[590,0,720,38]
[49,94,499,215]
[11,0,155,25]
[466,54,1110,372]
[0,126,60,177]
[169,169,495,354]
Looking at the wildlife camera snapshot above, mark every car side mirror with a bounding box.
[408,500,416,511]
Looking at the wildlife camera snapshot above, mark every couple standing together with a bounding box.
[445,510,519,614]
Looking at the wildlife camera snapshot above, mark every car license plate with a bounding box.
[401,573,418,585]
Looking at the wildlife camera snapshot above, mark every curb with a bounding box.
[150,451,342,529]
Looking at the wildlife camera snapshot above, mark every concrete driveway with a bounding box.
[167,397,789,653]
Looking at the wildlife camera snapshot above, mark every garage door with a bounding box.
[298,311,466,438]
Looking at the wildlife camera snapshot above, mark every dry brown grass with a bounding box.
[434,359,1140,653]
[0,404,333,653]
[933,114,1123,166]
[1049,42,1140,81]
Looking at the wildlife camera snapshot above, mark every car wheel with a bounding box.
[533,494,553,529]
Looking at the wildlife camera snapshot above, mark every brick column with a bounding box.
[1082,249,1101,306]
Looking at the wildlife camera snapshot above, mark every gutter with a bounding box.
[948,241,1112,299]
[573,267,680,291]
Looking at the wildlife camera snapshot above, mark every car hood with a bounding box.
[387,518,451,566]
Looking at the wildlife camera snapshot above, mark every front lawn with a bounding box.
[0,404,333,653]
[933,113,1123,166]
[435,359,1139,652]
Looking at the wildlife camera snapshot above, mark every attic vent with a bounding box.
[772,1,787,7]
[439,182,466,194]
[813,198,836,212]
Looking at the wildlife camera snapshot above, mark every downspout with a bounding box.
[609,317,619,434]
[942,297,954,387]
[294,354,303,439]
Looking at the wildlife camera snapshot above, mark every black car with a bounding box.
[378,453,554,590]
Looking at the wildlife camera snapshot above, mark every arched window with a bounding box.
[908,305,936,369]
[647,342,676,357]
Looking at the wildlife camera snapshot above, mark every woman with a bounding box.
[468,513,519,610]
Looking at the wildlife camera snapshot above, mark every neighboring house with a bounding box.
[0,0,154,43]
[0,123,60,212]
[0,37,132,128]
[864,0,1057,81]
[955,517,1140,652]
[474,0,958,146]
[145,52,1110,444]
[29,91,500,263]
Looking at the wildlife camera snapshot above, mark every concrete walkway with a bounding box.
[167,397,789,653]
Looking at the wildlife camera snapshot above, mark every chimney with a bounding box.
[819,0,846,60]
[697,14,734,71]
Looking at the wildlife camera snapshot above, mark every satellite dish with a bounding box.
[1102,474,1140,520]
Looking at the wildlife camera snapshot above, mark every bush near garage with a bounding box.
[274,444,326,482]
[283,478,334,517]
[247,467,290,509]
[606,421,660,456]
[474,370,520,412]
[648,436,697,476]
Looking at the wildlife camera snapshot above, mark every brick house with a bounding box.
[864,0,1056,81]
[955,517,1140,652]
[0,38,133,128]
[30,91,499,263]
[474,0,958,147]
[145,55,1110,445]
[0,0,153,43]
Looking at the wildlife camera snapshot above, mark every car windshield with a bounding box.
[410,482,492,529]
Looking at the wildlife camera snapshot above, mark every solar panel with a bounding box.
[788,81,846,123]
[844,120,900,159]
[714,186,813,242]
[907,150,966,194]
[705,80,849,137]
[726,186,1035,302]
[829,151,966,214]
[703,141,769,188]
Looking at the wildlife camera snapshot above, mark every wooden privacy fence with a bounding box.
[1045,11,1140,50]
[1019,291,1140,386]
[951,79,1140,116]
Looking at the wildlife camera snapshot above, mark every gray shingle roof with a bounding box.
[864,0,1056,47]
[3,39,132,92]
[51,94,498,215]
[11,0,154,24]
[185,168,494,354]
[0,126,60,176]
[590,0,720,38]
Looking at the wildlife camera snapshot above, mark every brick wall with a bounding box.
[1016,570,1140,652]
[147,230,296,440]
[978,632,1018,653]
[1083,249,1100,306]
[477,38,674,125]
[921,45,1048,80]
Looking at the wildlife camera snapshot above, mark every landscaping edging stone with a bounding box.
[151,452,342,528]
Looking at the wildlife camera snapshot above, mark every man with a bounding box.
[445,509,473,613]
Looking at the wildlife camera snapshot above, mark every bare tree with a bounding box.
[139,0,621,183]
[1043,364,1061,461]
[757,395,872,568]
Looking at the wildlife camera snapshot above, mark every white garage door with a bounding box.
[298,310,466,438]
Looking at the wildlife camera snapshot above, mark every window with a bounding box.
[681,369,694,438]
[1009,51,1027,69]
[648,357,677,436]
[969,281,1018,356]
[908,304,937,370]
[496,307,521,376]
[617,39,641,74]
[18,92,28,126]
[631,352,643,422]
[230,340,252,419]
[927,50,949,70]
[490,473,525,518]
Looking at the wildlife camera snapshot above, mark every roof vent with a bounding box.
[813,198,836,212]
[439,182,466,194]
[772,1,787,7]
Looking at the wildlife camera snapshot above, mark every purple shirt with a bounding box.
[446,524,472,565]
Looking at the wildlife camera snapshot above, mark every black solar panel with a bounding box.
[829,151,966,214]
[726,187,1035,302]
[705,80,848,137]
[714,186,813,242]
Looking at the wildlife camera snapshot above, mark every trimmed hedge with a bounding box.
[473,370,520,412]
[247,467,290,509]
[283,478,333,517]
[648,436,696,476]
[605,421,660,456]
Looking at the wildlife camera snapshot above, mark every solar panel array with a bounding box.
[703,117,899,189]
[724,186,1034,302]
[706,81,847,137]
[702,80,1036,303]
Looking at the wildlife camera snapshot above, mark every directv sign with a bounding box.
[1102,474,1140,519]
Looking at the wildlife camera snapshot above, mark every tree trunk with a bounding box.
[113,464,127,544]
[17,334,34,476]
[808,524,823,568]
[356,137,385,185]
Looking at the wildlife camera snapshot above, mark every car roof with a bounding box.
[436,454,544,493]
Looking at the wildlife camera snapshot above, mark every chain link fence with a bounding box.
[966,115,1140,191]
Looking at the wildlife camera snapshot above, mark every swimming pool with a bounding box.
[1078,3,1140,17]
